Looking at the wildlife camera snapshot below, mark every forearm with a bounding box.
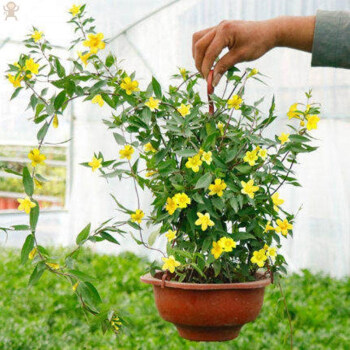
[270,16,316,52]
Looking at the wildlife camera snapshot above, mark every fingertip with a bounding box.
[212,73,222,87]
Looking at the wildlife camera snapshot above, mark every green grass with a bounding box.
[0,248,349,350]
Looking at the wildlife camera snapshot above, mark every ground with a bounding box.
[0,248,349,350]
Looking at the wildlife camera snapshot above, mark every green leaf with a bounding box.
[29,200,40,232]
[35,103,45,117]
[105,54,115,67]
[76,223,91,245]
[175,149,197,157]
[229,197,239,213]
[90,80,107,95]
[22,166,34,197]
[68,269,96,282]
[148,228,160,247]
[190,263,206,278]
[202,133,217,149]
[37,122,49,141]
[213,260,221,277]
[99,231,119,244]
[11,87,23,100]
[235,164,251,174]
[55,57,66,78]
[78,281,101,312]
[194,173,213,189]
[289,134,311,143]
[152,76,162,99]
[233,232,256,241]
[54,90,66,110]
[21,234,34,264]
[28,262,46,286]
[11,225,31,231]
[113,132,126,145]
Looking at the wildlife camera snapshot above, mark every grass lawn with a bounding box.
[0,248,349,350]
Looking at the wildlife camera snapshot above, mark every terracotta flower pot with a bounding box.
[141,272,271,342]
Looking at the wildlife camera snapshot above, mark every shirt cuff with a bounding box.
[311,10,350,69]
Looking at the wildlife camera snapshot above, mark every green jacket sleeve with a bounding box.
[311,10,350,69]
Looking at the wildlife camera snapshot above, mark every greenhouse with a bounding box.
[0,0,349,349]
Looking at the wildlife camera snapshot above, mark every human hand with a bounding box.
[192,19,277,86]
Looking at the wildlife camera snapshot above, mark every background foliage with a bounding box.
[0,248,348,350]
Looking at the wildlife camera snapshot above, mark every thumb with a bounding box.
[212,50,243,87]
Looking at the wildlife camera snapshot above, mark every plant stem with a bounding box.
[278,280,293,350]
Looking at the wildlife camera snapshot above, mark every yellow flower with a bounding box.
[217,121,225,135]
[111,315,122,333]
[173,193,191,209]
[251,249,267,267]
[24,58,39,74]
[34,178,43,189]
[211,241,223,259]
[300,120,305,127]
[29,247,37,260]
[88,156,102,172]
[264,221,275,233]
[227,95,243,110]
[195,212,214,231]
[120,76,140,95]
[53,114,59,128]
[208,179,227,197]
[287,103,301,120]
[306,115,320,131]
[161,255,181,273]
[201,151,212,165]
[263,243,269,251]
[131,209,144,224]
[278,133,290,145]
[72,282,79,292]
[31,30,43,42]
[197,148,204,156]
[165,229,176,242]
[17,196,36,214]
[91,94,104,107]
[185,154,202,172]
[78,51,91,66]
[271,192,284,211]
[177,103,191,117]
[28,148,46,167]
[218,237,236,252]
[145,97,160,111]
[8,74,23,88]
[258,148,268,160]
[144,142,156,153]
[119,145,134,160]
[145,170,157,177]
[46,262,60,270]
[266,247,277,259]
[179,67,187,78]
[241,179,259,199]
[69,4,81,16]
[83,33,105,54]
[165,197,178,215]
[275,219,293,236]
[243,150,258,166]
[248,68,258,77]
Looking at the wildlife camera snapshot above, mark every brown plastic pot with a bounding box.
[141,272,271,342]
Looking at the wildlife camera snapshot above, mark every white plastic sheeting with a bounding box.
[1,0,350,277]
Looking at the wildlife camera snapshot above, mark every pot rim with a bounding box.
[140,272,271,290]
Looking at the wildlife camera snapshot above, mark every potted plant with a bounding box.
[1,4,320,341]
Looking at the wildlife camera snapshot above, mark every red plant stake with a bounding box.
[207,69,214,115]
